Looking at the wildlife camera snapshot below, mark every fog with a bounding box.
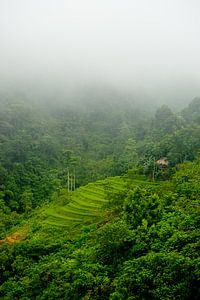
[0,0,200,106]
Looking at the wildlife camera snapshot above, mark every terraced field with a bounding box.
[42,176,168,228]
[43,176,126,227]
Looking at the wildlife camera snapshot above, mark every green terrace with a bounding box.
[42,176,126,228]
[41,175,166,228]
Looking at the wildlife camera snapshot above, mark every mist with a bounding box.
[0,0,200,106]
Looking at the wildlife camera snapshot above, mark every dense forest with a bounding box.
[0,95,200,299]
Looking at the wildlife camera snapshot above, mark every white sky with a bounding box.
[0,0,200,103]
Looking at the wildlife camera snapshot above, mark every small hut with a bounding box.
[156,157,169,168]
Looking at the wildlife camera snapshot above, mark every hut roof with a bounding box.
[156,158,168,166]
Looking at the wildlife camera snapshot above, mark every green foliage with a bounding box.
[95,220,131,265]
[123,187,163,228]
[0,160,200,299]
[0,97,200,299]
[112,252,197,300]
[182,97,200,123]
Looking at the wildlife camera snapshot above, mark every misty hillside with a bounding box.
[1,1,200,299]
[0,95,200,214]
[0,95,200,299]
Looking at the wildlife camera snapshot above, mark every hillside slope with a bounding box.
[0,162,199,300]
[42,176,126,227]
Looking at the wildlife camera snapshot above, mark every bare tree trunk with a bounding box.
[67,168,70,192]
[152,157,156,181]
[74,169,76,191]
[70,174,73,191]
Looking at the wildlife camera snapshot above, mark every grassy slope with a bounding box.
[3,175,167,243]
[42,177,126,227]
[41,175,165,229]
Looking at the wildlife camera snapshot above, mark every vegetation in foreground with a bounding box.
[0,158,199,299]
[0,97,200,299]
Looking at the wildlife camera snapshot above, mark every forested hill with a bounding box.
[0,96,200,299]
[0,160,199,299]
[0,97,200,223]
